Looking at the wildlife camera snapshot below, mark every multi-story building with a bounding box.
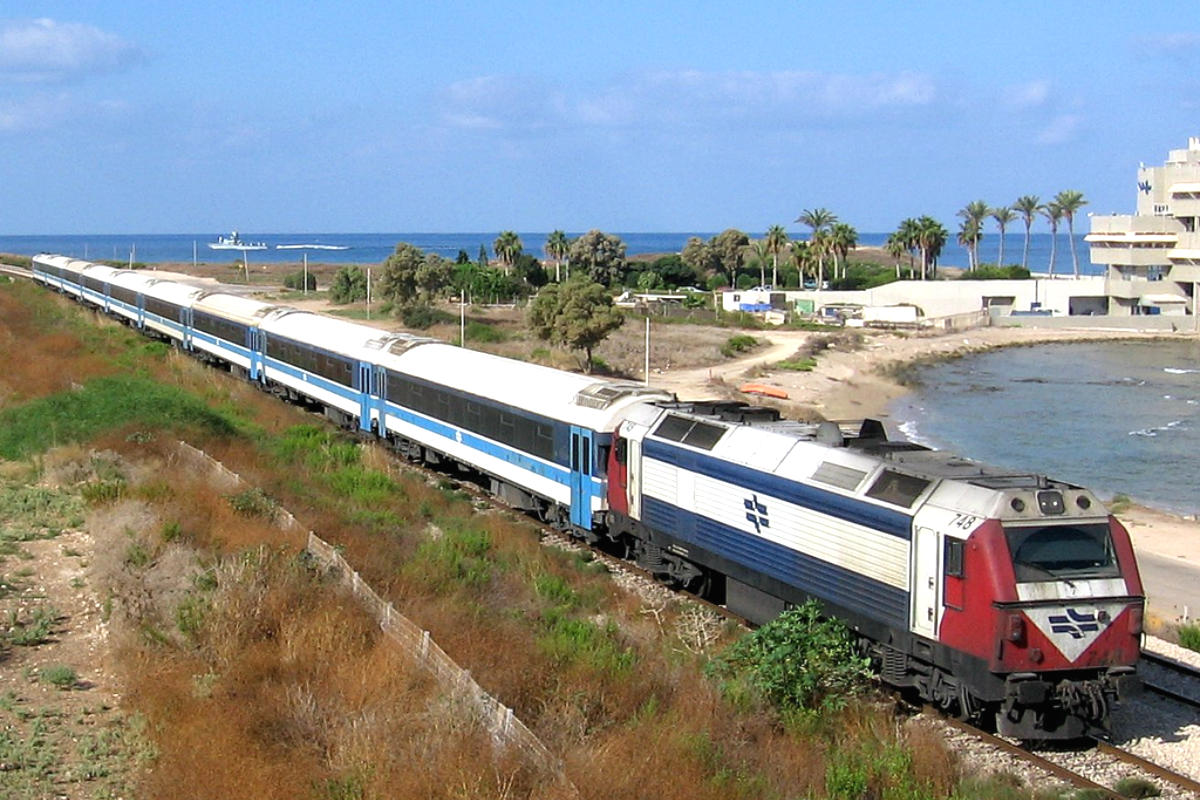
[1087,137,1200,316]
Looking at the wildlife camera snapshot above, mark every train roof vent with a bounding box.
[385,336,439,356]
[574,382,666,410]
[718,405,781,424]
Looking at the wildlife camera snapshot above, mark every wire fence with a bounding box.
[174,441,577,795]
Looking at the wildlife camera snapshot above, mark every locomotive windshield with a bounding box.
[1004,523,1120,581]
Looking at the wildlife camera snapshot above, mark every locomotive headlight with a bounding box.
[1036,490,1065,515]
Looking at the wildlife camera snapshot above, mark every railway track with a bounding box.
[1140,650,1200,709]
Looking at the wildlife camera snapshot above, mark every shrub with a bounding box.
[1179,623,1200,653]
[958,265,1031,280]
[706,600,870,713]
[776,357,817,371]
[400,304,454,329]
[39,664,78,689]
[720,334,758,358]
[282,270,317,291]
[226,488,277,518]
[1114,776,1161,798]
[464,320,507,343]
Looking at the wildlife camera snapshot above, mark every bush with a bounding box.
[706,600,870,713]
[720,334,758,358]
[464,320,506,343]
[1114,776,1161,798]
[1180,623,1200,653]
[282,270,317,291]
[958,265,1031,280]
[400,305,454,329]
[39,664,78,689]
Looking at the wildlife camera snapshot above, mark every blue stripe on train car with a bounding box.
[642,438,912,539]
[642,495,910,629]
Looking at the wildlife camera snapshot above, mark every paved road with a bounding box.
[1138,550,1200,626]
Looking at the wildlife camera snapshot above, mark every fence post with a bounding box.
[421,629,430,660]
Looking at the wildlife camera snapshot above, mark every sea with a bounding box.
[888,339,1200,517]
[0,231,1098,275]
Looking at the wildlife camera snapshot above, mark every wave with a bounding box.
[1128,419,1188,437]
[1164,367,1200,375]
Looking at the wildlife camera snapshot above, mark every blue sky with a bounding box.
[2,2,1198,234]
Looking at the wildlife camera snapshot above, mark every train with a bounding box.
[29,253,1145,739]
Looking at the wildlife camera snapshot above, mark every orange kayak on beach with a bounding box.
[738,383,788,399]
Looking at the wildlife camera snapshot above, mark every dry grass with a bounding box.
[2,279,970,799]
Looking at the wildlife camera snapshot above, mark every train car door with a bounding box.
[357,363,372,432]
[911,526,939,638]
[569,426,594,530]
[374,366,388,437]
[248,328,263,382]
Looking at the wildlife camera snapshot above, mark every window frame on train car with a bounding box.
[1003,522,1120,582]
[944,538,965,578]
[864,469,930,508]
[651,414,727,451]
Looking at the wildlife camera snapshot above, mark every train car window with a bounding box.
[683,421,726,450]
[944,539,964,578]
[1004,523,1119,581]
[865,469,930,508]
[653,415,693,442]
[812,461,867,491]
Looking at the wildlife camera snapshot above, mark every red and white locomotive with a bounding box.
[604,402,1143,739]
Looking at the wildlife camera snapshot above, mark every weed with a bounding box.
[39,664,78,689]
[1179,623,1200,653]
[124,541,151,568]
[1109,493,1133,515]
[465,320,507,343]
[775,357,818,371]
[1114,776,1161,798]
[161,520,183,542]
[7,605,58,646]
[707,599,871,713]
[719,334,758,358]
[226,487,277,518]
[81,478,126,504]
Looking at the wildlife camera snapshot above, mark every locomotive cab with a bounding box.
[930,483,1144,739]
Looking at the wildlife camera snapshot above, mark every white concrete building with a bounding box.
[1087,136,1200,315]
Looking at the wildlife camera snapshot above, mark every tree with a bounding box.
[751,240,770,286]
[329,265,367,304]
[646,254,697,289]
[377,242,425,307]
[545,229,570,282]
[956,200,989,270]
[681,236,720,283]
[796,208,837,290]
[828,222,858,282]
[1042,201,1063,277]
[712,229,750,287]
[915,216,948,279]
[1013,195,1041,271]
[990,206,1017,268]
[415,253,453,301]
[528,278,624,373]
[895,218,922,278]
[1054,189,1088,277]
[493,230,523,273]
[568,229,626,287]
[764,224,789,287]
[884,233,907,279]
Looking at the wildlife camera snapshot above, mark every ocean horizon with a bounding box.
[0,231,1099,275]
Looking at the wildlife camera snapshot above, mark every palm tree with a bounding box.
[1042,201,1063,277]
[916,216,948,279]
[990,206,1017,269]
[956,200,989,270]
[790,240,814,287]
[896,217,922,278]
[796,208,837,290]
[764,224,788,286]
[1053,190,1088,277]
[828,222,858,283]
[1013,195,1041,271]
[493,230,523,273]
[884,232,907,279]
[545,230,569,282]
[957,218,980,270]
[752,240,770,286]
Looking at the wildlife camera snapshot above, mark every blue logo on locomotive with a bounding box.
[744,494,769,534]
[1048,608,1101,640]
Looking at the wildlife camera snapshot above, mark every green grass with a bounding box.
[720,334,758,358]
[1179,623,1200,653]
[775,357,818,371]
[39,664,78,689]
[0,375,241,460]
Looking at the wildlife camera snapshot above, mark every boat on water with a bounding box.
[208,231,268,251]
[275,243,350,251]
